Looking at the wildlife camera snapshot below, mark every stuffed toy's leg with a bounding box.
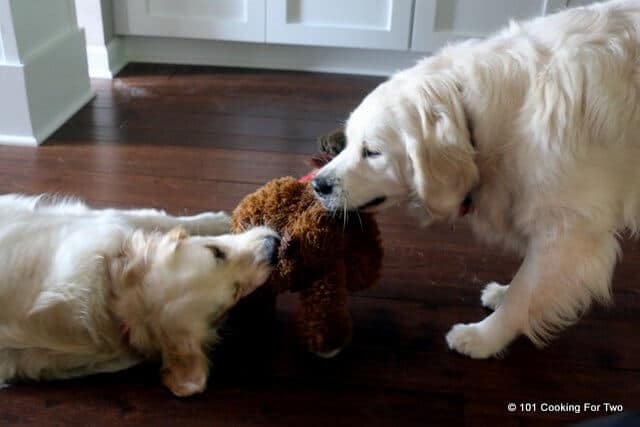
[298,264,352,357]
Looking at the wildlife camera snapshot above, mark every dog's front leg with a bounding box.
[161,339,209,397]
[104,208,230,236]
[446,225,618,358]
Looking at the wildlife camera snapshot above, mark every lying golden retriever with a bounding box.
[313,0,640,358]
[0,194,279,396]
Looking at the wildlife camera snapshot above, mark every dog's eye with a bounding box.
[207,245,226,260]
[362,145,381,159]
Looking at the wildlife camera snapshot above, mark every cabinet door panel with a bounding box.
[266,0,414,50]
[113,0,266,43]
[412,0,567,52]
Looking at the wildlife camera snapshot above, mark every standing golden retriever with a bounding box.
[313,0,640,358]
[0,194,279,396]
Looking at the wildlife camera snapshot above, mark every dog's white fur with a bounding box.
[0,194,278,396]
[315,0,640,358]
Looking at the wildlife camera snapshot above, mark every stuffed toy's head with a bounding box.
[230,130,383,356]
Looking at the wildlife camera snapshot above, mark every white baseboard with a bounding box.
[0,28,93,146]
[0,134,39,146]
[88,36,426,78]
[0,88,94,145]
[0,63,34,141]
[87,38,127,79]
[33,89,95,143]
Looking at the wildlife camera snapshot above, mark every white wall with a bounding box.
[0,23,5,62]
[101,0,116,43]
[76,0,108,46]
[0,0,19,63]
[75,0,125,78]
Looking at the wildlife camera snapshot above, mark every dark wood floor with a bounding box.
[0,64,638,426]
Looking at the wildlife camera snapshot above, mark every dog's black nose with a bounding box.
[312,177,333,195]
[263,235,281,266]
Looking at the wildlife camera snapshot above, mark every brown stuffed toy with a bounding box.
[230,130,383,357]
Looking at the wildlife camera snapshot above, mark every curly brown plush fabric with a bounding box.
[231,176,383,355]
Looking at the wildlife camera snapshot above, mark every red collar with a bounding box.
[106,275,133,349]
[107,308,132,348]
[459,194,473,216]
[118,318,131,344]
[299,169,318,183]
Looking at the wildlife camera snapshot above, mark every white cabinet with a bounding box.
[104,0,600,77]
[265,0,414,50]
[567,0,602,6]
[111,0,579,53]
[114,0,414,50]
[411,0,568,52]
[113,0,266,43]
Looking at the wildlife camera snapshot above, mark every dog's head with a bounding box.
[110,225,280,352]
[108,225,280,397]
[312,67,478,223]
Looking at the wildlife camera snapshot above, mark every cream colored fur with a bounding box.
[314,0,640,358]
[0,194,278,395]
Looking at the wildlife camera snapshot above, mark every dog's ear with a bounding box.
[160,335,209,397]
[166,226,188,242]
[162,226,189,253]
[405,82,478,219]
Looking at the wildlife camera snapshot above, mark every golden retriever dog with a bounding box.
[0,194,279,396]
[313,0,640,358]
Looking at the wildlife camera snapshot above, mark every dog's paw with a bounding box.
[480,282,508,311]
[314,348,343,359]
[162,370,206,398]
[445,323,501,359]
[185,212,231,236]
[168,380,206,398]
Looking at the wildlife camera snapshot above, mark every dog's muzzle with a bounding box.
[311,176,334,196]
[263,235,281,266]
[357,196,387,210]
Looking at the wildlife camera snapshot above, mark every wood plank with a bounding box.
[89,63,382,122]
[63,106,340,143]
[0,378,461,427]
[0,145,310,185]
[50,124,322,154]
